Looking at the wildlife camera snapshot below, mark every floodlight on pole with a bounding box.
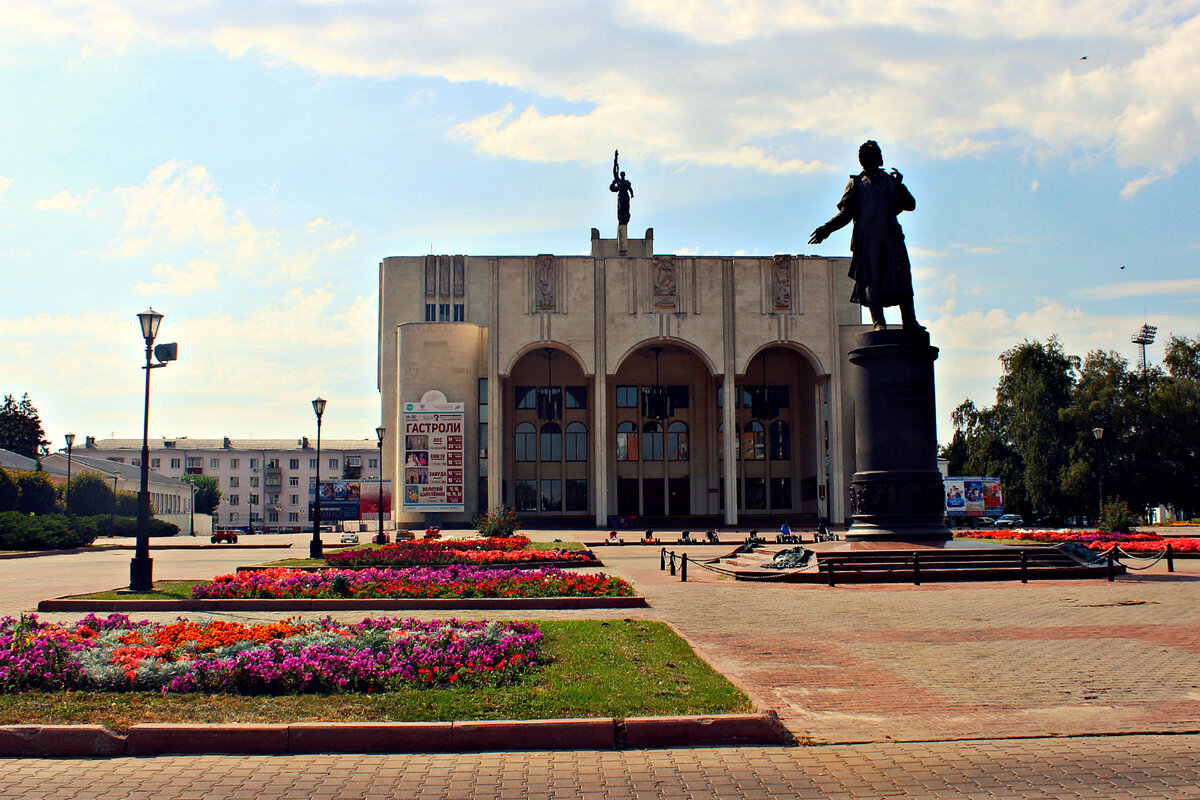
[1131,324,1157,374]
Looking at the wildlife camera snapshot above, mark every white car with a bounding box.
[339,532,360,544]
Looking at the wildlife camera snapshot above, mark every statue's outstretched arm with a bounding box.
[809,210,852,244]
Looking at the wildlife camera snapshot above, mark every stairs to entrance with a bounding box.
[708,543,1122,584]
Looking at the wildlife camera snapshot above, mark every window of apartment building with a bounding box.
[229,512,239,523]
[438,303,450,322]
[267,458,279,469]
[132,459,140,467]
[230,458,239,468]
[329,458,339,470]
[425,304,436,321]
[367,457,377,469]
[250,458,260,469]
[250,476,259,487]
[452,304,465,322]
[249,494,259,505]
[210,458,220,469]
[186,457,202,469]
[615,385,638,408]
[479,378,489,461]
[250,513,260,523]
[229,476,239,488]
[309,458,317,469]
[268,511,279,523]
[170,458,180,469]
[229,495,240,506]
[288,512,299,522]
[267,493,279,505]
[289,458,299,469]
[150,458,160,469]
[289,495,298,505]
[289,476,299,486]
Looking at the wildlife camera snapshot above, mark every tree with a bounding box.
[14,470,57,515]
[180,474,222,515]
[1163,334,1200,381]
[65,473,116,516]
[0,394,48,460]
[0,468,17,512]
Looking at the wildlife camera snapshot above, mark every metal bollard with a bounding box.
[1020,551,1028,583]
[913,552,921,586]
[1107,548,1116,582]
[827,560,836,587]
[669,551,676,576]
[681,553,688,582]
[1167,543,1175,573]
[660,547,666,571]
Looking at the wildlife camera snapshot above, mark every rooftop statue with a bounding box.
[810,140,921,330]
[610,149,633,226]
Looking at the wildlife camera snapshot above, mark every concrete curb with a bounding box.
[36,596,650,612]
[0,714,790,757]
[235,558,605,572]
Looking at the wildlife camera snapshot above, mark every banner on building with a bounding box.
[944,478,966,517]
[402,389,465,513]
[360,480,392,522]
[946,476,1002,518]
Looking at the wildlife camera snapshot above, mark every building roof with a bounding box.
[41,452,185,488]
[80,437,378,452]
[0,448,37,471]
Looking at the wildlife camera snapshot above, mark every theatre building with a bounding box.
[378,228,868,528]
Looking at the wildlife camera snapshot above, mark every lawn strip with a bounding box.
[0,621,750,730]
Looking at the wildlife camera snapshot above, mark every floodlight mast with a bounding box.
[1131,324,1157,374]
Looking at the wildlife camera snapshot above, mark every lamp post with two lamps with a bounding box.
[64,433,75,515]
[310,397,326,559]
[131,308,177,592]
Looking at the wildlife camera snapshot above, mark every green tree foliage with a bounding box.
[13,470,57,515]
[948,333,1200,523]
[180,474,222,514]
[65,472,117,516]
[0,468,18,512]
[0,394,48,460]
[115,490,138,516]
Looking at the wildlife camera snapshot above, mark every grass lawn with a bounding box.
[0,620,751,729]
[69,580,200,600]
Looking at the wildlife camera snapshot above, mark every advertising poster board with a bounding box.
[402,390,465,513]
[360,480,392,522]
[963,478,985,517]
[944,478,966,517]
[983,478,1003,516]
[307,479,393,522]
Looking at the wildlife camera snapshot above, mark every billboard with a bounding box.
[402,389,465,513]
[308,479,391,522]
[946,476,1002,518]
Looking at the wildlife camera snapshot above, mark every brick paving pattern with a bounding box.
[5,530,1200,797]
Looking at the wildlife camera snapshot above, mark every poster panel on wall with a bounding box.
[983,477,1003,516]
[944,478,966,517]
[402,389,465,513]
[963,477,985,517]
[360,480,393,522]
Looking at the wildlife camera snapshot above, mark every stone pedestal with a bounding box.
[846,328,951,542]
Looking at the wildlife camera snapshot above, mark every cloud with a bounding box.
[6,1,1198,184]
[1030,180,1039,192]
[1077,277,1200,300]
[305,216,334,232]
[0,176,11,194]
[34,189,91,212]
[131,258,222,296]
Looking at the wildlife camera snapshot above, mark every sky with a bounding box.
[1,1,1197,453]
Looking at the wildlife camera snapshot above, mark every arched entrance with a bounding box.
[610,342,715,519]
[504,346,591,518]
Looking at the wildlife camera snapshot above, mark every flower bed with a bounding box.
[960,529,1200,552]
[326,536,594,569]
[193,566,635,600]
[0,614,542,694]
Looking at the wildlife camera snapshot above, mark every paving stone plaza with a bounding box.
[3,531,1199,799]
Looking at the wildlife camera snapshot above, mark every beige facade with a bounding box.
[379,229,868,527]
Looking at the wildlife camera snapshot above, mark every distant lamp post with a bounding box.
[376,426,386,544]
[1092,427,1104,526]
[64,433,75,515]
[131,308,177,592]
[188,480,198,537]
[310,397,326,559]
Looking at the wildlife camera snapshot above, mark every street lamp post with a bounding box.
[310,397,326,559]
[1092,427,1104,526]
[131,308,173,592]
[376,426,386,544]
[64,433,75,515]
[189,481,198,537]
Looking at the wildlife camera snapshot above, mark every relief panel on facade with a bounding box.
[424,255,437,297]
[453,255,465,297]
[652,255,677,309]
[438,257,451,296]
[535,254,556,311]
[772,254,793,312]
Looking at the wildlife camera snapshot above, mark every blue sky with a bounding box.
[1,1,1197,450]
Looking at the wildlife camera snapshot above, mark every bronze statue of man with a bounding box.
[810,140,920,330]
[610,149,633,226]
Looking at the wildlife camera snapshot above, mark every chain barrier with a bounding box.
[1111,544,1172,571]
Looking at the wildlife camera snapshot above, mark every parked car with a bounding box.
[339,532,360,544]
[974,516,998,528]
[211,530,239,544]
[994,514,1024,528]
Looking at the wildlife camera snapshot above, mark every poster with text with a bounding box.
[963,478,985,517]
[402,389,465,513]
[944,478,966,517]
[983,478,1003,516]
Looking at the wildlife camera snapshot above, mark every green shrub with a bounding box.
[1099,499,1136,534]
[65,473,116,516]
[474,506,520,537]
[14,470,57,515]
[100,516,180,538]
[0,468,17,512]
[0,511,97,550]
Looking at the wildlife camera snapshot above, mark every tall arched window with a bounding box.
[667,421,689,461]
[514,422,536,462]
[565,421,588,461]
[717,424,740,460]
[616,421,639,461]
[540,422,562,461]
[769,420,791,461]
[743,421,765,460]
[642,421,663,461]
